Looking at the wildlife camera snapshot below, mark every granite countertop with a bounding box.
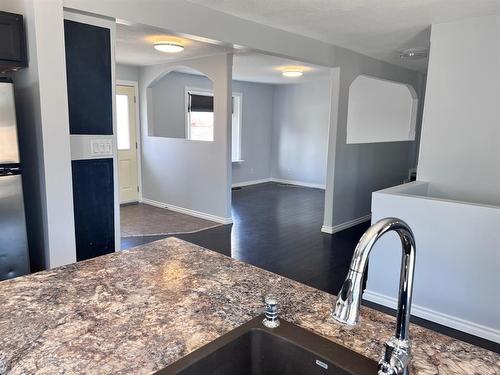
[0,238,498,374]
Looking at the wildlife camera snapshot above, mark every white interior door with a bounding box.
[116,85,139,203]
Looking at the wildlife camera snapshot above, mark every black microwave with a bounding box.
[0,11,27,72]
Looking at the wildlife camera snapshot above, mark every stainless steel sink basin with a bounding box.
[158,315,377,375]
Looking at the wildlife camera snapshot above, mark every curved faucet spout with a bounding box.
[332,217,416,375]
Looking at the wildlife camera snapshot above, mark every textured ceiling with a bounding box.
[232,53,332,84]
[185,0,500,72]
[116,23,332,84]
[115,22,231,66]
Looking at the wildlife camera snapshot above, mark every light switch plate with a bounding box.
[90,138,113,157]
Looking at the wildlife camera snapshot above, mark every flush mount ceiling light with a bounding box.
[282,69,303,78]
[154,41,184,53]
[399,48,428,60]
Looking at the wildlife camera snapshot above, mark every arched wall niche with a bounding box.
[346,74,418,144]
[145,66,215,140]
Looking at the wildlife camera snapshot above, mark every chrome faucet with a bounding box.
[332,218,416,375]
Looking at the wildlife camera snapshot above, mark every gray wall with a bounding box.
[232,80,274,184]
[324,46,425,228]
[150,71,213,139]
[140,55,233,222]
[116,63,140,82]
[148,71,330,186]
[271,79,331,187]
[147,71,275,184]
[122,59,421,229]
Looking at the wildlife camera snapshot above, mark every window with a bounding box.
[116,94,130,150]
[185,88,243,162]
[231,93,242,162]
[187,90,214,141]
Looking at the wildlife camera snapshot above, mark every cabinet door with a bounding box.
[72,159,115,261]
[0,11,27,69]
[64,19,112,135]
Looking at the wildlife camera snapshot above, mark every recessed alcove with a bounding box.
[146,67,214,141]
[346,75,418,144]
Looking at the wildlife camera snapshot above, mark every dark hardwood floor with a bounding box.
[122,182,369,294]
[121,182,498,353]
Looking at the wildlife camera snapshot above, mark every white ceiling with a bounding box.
[232,53,332,84]
[185,0,500,72]
[116,23,332,84]
[115,22,231,66]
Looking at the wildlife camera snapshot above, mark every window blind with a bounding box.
[188,93,213,112]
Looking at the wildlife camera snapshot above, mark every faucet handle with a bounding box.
[262,295,280,328]
[378,336,411,375]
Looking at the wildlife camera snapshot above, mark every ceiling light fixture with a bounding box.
[282,69,303,78]
[154,41,184,53]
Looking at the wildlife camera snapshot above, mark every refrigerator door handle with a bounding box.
[0,164,21,176]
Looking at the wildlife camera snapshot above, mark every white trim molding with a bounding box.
[271,178,326,190]
[184,86,214,140]
[116,79,142,202]
[232,178,326,190]
[115,79,142,204]
[232,178,272,188]
[231,91,243,162]
[363,290,500,343]
[321,214,371,234]
[141,198,233,225]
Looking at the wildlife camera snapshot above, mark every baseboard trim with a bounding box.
[363,290,500,343]
[141,198,233,225]
[271,178,326,190]
[120,200,139,207]
[321,214,371,234]
[232,178,326,189]
[232,178,272,188]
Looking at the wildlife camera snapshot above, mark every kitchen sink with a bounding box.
[158,315,377,375]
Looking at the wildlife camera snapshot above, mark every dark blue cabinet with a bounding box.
[65,19,115,261]
[64,20,113,135]
[72,159,115,261]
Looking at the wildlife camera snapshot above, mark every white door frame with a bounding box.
[116,80,143,202]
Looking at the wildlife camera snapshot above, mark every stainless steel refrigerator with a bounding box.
[0,77,29,280]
